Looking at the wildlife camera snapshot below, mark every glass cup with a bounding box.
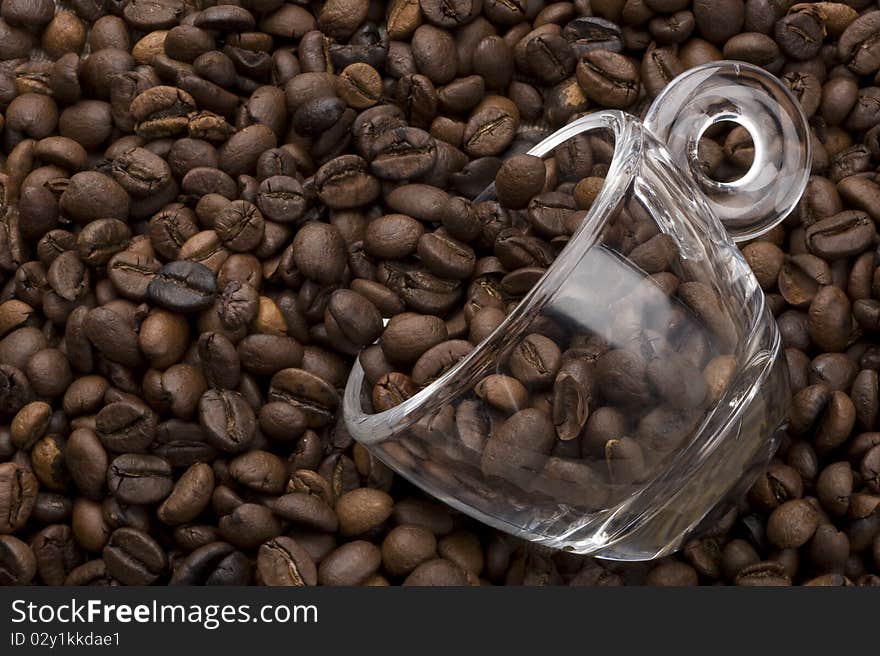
[343,62,810,560]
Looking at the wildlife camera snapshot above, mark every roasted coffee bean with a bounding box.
[734,561,791,587]
[576,49,640,108]
[808,286,853,353]
[334,488,393,537]
[148,261,217,313]
[219,503,281,550]
[382,524,437,577]
[507,334,562,389]
[65,428,108,501]
[838,9,880,75]
[257,537,317,586]
[0,532,37,586]
[411,340,473,386]
[103,527,166,585]
[198,389,257,454]
[108,454,173,505]
[778,254,832,308]
[214,201,266,253]
[365,214,425,259]
[84,307,142,368]
[29,432,69,492]
[402,557,468,586]
[805,212,875,260]
[268,368,338,427]
[767,499,819,549]
[495,154,547,211]
[291,222,347,284]
[0,463,38,534]
[482,408,555,482]
[325,290,383,350]
[462,98,518,158]
[96,401,158,454]
[318,540,381,586]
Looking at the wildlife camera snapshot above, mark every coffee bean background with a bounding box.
[1,0,880,586]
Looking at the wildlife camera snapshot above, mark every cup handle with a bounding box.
[643,61,811,242]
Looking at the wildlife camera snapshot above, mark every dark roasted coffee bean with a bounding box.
[318,540,381,586]
[0,462,38,534]
[83,307,142,368]
[462,98,518,158]
[767,499,819,549]
[411,340,473,386]
[108,454,173,505]
[148,261,217,312]
[198,389,256,454]
[364,214,425,259]
[403,557,468,585]
[103,527,166,585]
[508,334,562,389]
[838,9,880,75]
[96,401,157,453]
[372,372,417,412]
[219,503,281,550]
[214,200,265,253]
[0,534,36,585]
[257,537,317,586]
[805,211,874,260]
[65,428,108,501]
[808,286,853,353]
[576,48,640,108]
[292,222,347,284]
[495,154,546,210]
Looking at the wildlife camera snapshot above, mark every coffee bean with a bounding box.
[494,155,546,212]
[268,368,338,427]
[96,401,158,453]
[365,214,425,259]
[734,561,791,586]
[576,48,640,108]
[65,428,108,501]
[318,540,381,586]
[336,488,394,537]
[108,454,173,505]
[257,537,317,586]
[646,560,699,586]
[462,98,518,157]
[103,527,166,585]
[292,222,347,284]
[198,389,257,453]
[0,463,38,534]
[839,9,880,75]
[157,463,214,526]
[219,503,281,550]
[84,307,142,368]
[148,261,217,312]
[482,408,555,483]
[402,557,469,585]
[767,499,819,549]
[808,286,853,353]
[0,535,36,585]
[805,211,875,260]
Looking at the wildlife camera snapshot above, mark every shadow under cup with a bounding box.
[344,110,790,560]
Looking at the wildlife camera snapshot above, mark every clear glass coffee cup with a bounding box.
[343,62,810,559]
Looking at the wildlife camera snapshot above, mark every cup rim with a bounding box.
[343,110,643,444]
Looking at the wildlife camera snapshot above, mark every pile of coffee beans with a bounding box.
[1,0,880,586]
